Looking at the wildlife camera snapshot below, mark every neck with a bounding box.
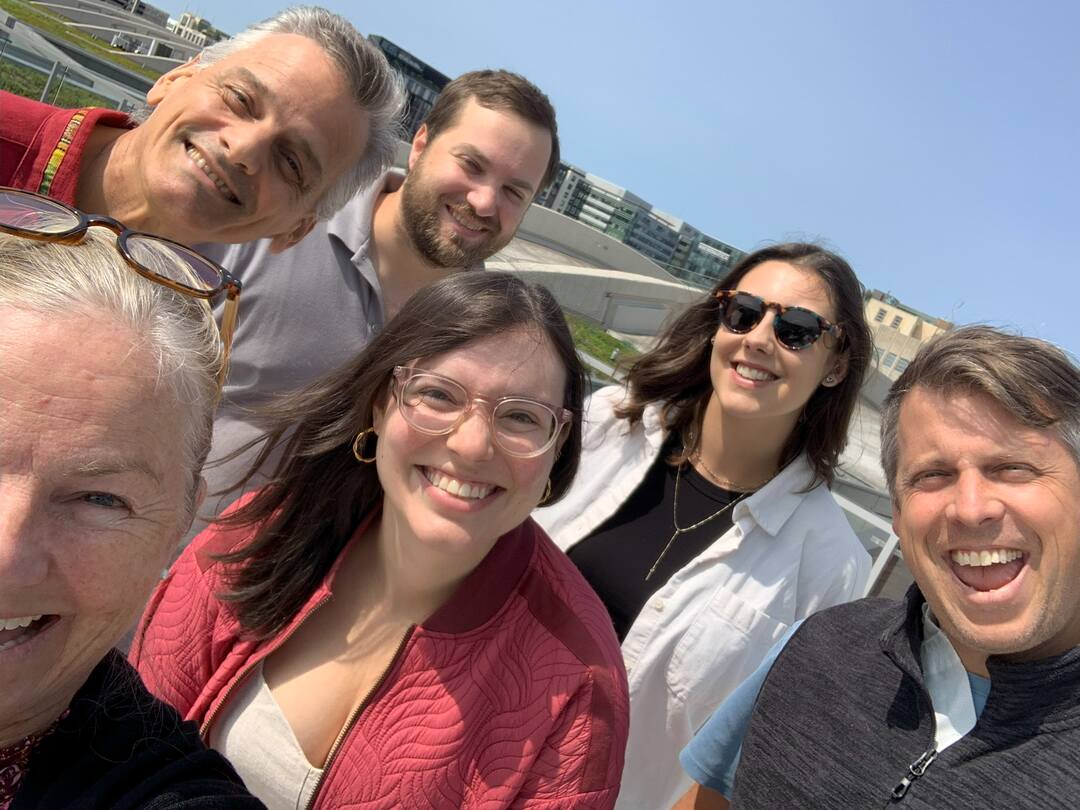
[0,697,70,748]
[76,127,152,229]
[348,509,484,623]
[694,393,795,489]
[371,187,453,319]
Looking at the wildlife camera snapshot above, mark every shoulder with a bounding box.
[20,652,259,808]
[793,597,899,646]
[522,522,627,679]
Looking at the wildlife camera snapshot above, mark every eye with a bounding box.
[80,492,130,510]
[906,469,951,490]
[995,463,1039,482]
[279,150,303,186]
[410,383,461,411]
[505,187,526,203]
[224,85,253,115]
[459,156,482,174]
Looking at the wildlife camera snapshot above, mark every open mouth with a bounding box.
[421,466,499,501]
[0,614,59,652]
[734,362,778,383]
[949,548,1026,592]
[185,142,241,205]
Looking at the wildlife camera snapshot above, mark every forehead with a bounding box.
[417,328,566,404]
[897,387,1067,467]
[433,97,552,190]
[0,308,189,483]
[737,261,836,320]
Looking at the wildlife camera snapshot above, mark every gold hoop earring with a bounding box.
[352,428,377,463]
[539,479,553,505]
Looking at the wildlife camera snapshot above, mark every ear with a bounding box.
[407,123,430,172]
[821,350,850,388]
[268,215,316,254]
[146,55,201,107]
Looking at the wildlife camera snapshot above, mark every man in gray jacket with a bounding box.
[676,325,1080,809]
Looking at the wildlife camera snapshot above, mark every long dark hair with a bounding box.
[217,271,587,639]
[616,242,872,488]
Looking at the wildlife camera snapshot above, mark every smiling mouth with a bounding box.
[185,143,241,205]
[421,466,497,500]
[0,614,58,652]
[949,548,1026,592]
[734,363,778,382]
[447,205,489,235]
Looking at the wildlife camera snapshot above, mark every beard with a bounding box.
[398,161,510,268]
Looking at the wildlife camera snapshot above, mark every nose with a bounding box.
[741,313,776,354]
[221,121,270,175]
[466,184,498,219]
[445,405,496,462]
[945,470,1006,527]
[0,481,50,587]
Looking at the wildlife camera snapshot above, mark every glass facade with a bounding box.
[369,35,450,139]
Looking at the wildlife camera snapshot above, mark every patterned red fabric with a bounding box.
[132,502,629,808]
[0,91,134,205]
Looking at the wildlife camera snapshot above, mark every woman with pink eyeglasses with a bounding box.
[132,272,629,810]
[535,242,875,808]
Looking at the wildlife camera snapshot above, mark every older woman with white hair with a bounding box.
[0,186,260,808]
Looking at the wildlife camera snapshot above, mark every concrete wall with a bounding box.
[516,205,683,283]
[488,262,700,335]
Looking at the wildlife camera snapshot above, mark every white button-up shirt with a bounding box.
[535,387,871,809]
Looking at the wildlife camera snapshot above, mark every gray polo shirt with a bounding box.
[194,172,402,530]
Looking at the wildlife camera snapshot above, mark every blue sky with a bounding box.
[206,1,1078,357]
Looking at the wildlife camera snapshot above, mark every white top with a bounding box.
[210,664,323,810]
[534,386,872,810]
[922,603,979,751]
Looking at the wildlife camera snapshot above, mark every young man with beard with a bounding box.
[1,7,402,250]
[193,69,559,528]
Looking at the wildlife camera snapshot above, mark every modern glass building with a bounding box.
[369,35,450,139]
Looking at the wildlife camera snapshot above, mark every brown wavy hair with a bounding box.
[616,242,872,488]
[216,271,586,638]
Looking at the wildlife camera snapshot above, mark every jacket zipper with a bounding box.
[301,623,417,810]
[889,746,938,802]
[199,594,332,739]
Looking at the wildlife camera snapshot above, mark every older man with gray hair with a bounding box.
[674,325,1080,809]
[1,5,403,250]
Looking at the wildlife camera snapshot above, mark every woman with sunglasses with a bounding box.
[132,272,629,809]
[535,242,874,809]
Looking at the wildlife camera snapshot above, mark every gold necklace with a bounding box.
[693,452,775,492]
[644,463,751,581]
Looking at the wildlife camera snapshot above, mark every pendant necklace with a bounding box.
[645,462,752,581]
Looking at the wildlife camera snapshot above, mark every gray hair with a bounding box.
[880,325,1080,499]
[197,6,405,219]
[0,231,223,519]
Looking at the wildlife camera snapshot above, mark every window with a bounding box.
[890,315,903,329]
[874,307,887,322]
[895,358,910,374]
[883,352,897,368]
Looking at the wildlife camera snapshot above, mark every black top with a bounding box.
[733,587,1080,809]
[15,650,263,809]
[568,440,744,641]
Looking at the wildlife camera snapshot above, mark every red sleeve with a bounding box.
[130,494,262,720]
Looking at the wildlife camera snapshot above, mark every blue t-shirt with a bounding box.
[679,621,992,798]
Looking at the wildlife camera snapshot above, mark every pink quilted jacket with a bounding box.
[131,508,629,809]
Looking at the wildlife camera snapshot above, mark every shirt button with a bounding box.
[650,597,665,611]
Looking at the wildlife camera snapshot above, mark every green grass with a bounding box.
[564,311,639,366]
[1,59,116,108]
[0,0,159,79]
